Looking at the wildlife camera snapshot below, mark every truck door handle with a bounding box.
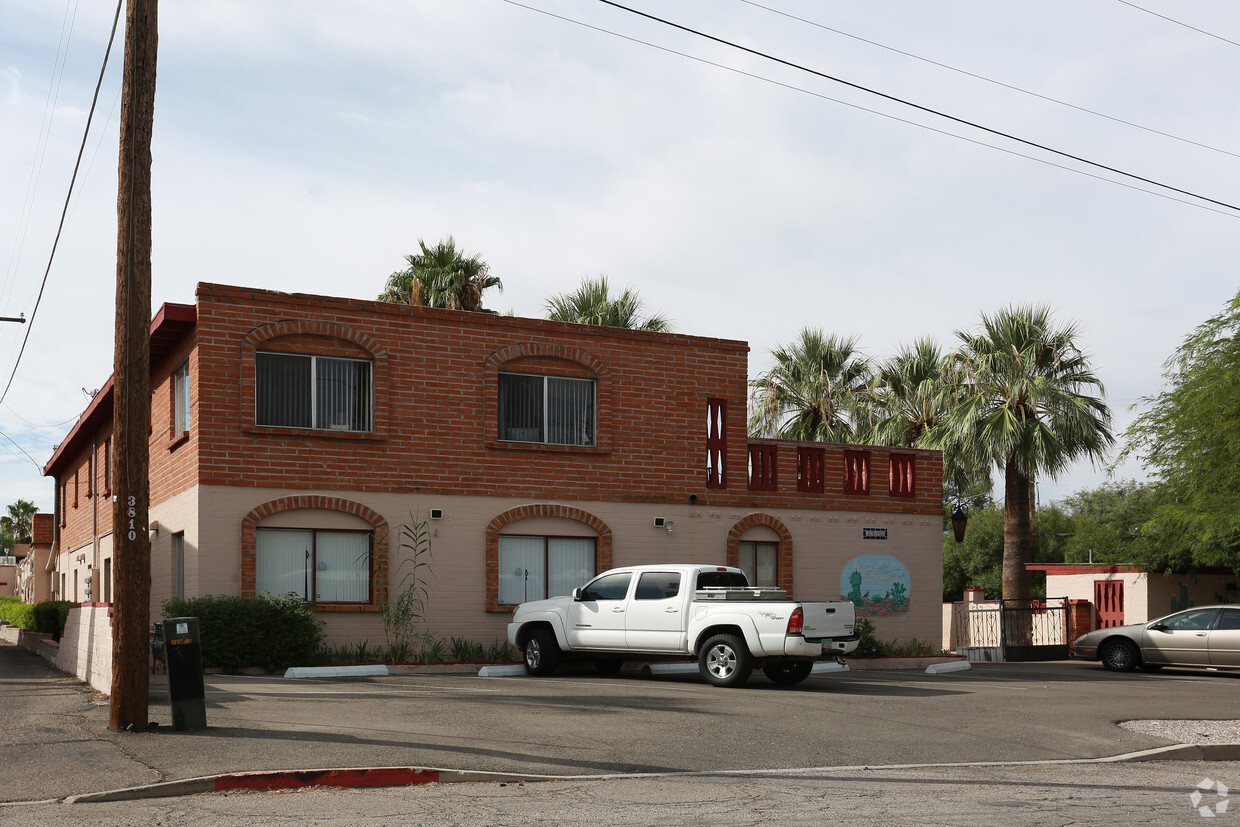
[612,606,625,613]
[665,607,679,613]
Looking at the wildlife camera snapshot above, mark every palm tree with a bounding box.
[924,305,1113,601]
[749,329,873,443]
[1,498,37,544]
[379,236,502,312]
[544,276,672,332]
[867,338,950,447]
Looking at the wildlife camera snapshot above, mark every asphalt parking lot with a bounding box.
[8,642,1240,807]
[103,658,1240,783]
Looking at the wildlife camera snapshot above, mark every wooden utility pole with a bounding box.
[109,0,157,731]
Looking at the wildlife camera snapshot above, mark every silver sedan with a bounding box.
[1073,605,1240,672]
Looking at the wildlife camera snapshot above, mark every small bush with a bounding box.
[162,593,324,673]
[850,616,935,658]
[316,636,514,665]
[0,596,35,630]
[33,601,74,640]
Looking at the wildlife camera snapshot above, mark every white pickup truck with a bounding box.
[506,564,859,687]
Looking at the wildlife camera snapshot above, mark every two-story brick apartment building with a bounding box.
[44,283,944,650]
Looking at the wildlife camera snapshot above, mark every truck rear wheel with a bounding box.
[523,628,560,676]
[762,661,814,685]
[699,634,753,688]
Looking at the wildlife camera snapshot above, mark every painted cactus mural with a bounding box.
[841,556,911,615]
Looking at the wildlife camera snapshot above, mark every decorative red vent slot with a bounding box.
[748,443,778,491]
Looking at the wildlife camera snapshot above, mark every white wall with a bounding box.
[57,604,114,694]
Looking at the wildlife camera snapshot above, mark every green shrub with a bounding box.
[850,616,935,658]
[33,601,74,640]
[0,596,35,629]
[162,593,324,673]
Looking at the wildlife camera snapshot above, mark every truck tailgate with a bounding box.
[800,601,853,638]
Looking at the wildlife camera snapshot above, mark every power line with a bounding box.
[741,0,1240,160]
[1115,0,1240,49]
[0,0,124,408]
[2,400,80,429]
[501,1,1240,219]
[0,428,44,471]
[595,0,1240,214]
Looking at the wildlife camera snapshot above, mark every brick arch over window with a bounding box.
[485,504,613,611]
[483,343,612,452]
[241,320,389,439]
[241,496,390,613]
[241,320,389,360]
[726,513,795,594]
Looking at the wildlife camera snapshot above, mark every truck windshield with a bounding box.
[696,570,749,589]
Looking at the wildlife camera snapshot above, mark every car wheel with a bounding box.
[699,634,753,688]
[523,628,560,676]
[594,656,624,675]
[1099,639,1139,672]
[762,660,814,686]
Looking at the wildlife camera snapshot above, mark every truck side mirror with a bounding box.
[572,587,583,601]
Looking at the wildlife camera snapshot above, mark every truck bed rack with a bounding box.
[693,587,789,602]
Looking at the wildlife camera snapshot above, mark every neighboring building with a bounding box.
[0,558,14,597]
[13,513,54,604]
[1031,564,1240,629]
[43,283,944,649]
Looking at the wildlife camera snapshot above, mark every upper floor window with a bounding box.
[256,352,372,432]
[173,362,191,434]
[103,438,112,493]
[498,372,594,446]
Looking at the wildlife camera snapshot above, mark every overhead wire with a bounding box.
[594,0,1240,214]
[500,1,1240,219]
[1115,0,1240,49]
[0,0,125,410]
[0,428,45,472]
[741,0,1240,160]
[2,401,81,429]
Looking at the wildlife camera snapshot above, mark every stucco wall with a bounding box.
[1045,569,1240,626]
[198,483,943,649]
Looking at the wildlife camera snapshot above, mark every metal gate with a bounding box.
[952,598,1069,662]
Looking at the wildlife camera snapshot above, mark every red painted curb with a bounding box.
[215,767,441,791]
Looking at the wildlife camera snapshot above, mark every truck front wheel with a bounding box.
[523,628,560,676]
[699,634,753,688]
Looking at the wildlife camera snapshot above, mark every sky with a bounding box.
[1,0,1237,518]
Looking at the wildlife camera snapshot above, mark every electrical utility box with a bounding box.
[162,616,207,730]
